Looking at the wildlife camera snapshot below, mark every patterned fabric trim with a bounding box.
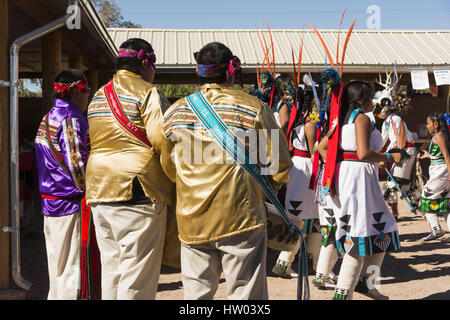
[336,230,401,257]
[302,218,321,235]
[88,95,141,121]
[320,225,337,247]
[313,273,325,285]
[62,118,85,190]
[35,118,61,151]
[164,103,258,137]
[429,142,443,158]
[420,198,449,214]
[333,288,349,300]
[430,159,445,165]
[91,94,142,104]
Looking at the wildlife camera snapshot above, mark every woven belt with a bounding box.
[41,194,61,200]
[41,194,83,200]
[340,151,363,162]
[431,158,445,165]
[292,148,311,158]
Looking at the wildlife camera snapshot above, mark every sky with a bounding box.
[115,0,450,30]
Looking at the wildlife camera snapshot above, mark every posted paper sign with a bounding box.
[434,70,450,86]
[411,70,430,90]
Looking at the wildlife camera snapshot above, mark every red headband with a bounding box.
[54,78,89,98]
[118,48,156,70]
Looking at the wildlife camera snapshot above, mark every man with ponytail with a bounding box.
[35,69,91,299]
[85,38,174,299]
[160,42,292,300]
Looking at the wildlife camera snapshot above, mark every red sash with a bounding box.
[78,197,101,300]
[322,83,343,195]
[286,100,298,150]
[308,126,322,190]
[292,148,310,158]
[41,194,101,299]
[103,80,152,149]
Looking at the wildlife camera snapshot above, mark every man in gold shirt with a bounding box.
[85,38,174,299]
[160,42,292,299]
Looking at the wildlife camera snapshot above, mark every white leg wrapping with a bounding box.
[355,253,389,300]
[314,243,338,285]
[360,252,385,278]
[276,237,301,270]
[334,254,364,300]
[306,233,323,271]
[425,213,444,235]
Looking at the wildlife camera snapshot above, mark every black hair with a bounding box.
[195,42,233,85]
[115,38,153,75]
[428,112,450,152]
[272,74,295,111]
[371,104,385,132]
[290,85,315,128]
[339,80,373,127]
[53,69,85,101]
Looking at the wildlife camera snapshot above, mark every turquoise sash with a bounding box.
[185,91,310,300]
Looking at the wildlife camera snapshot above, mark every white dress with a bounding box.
[420,137,450,214]
[330,110,401,257]
[382,114,417,190]
[284,124,320,234]
[316,165,337,247]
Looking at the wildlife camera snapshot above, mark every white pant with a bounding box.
[91,202,167,300]
[385,147,417,203]
[181,227,268,300]
[44,213,81,300]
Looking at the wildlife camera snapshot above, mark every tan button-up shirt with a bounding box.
[161,83,292,245]
[86,70,174,205]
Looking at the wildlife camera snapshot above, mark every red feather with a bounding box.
[340,18,357,77]
[265,18,276,77]
[307,24,336,70]
[336,8,348,68]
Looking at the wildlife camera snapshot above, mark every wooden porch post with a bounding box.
[41,31,62,114]
[69,52,84,71]
[87,69,99,97]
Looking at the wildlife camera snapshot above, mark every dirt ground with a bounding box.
[19,196,450,300]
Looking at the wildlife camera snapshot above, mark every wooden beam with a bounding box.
[69,53,84,71]
[19,72,42,79]
[86,69,98,98]
[0,0,10,290]
[42,31,62,115]
[12,0,53,26]
[13,0,97,70]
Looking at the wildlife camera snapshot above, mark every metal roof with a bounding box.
[107,28,450,73]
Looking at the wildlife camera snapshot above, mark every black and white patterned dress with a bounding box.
[284,124,320,234]
[330,110,401,257]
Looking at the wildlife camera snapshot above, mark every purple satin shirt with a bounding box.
[34,99,89,217]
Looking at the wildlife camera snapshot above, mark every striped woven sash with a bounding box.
[185,91,310,300]
[103,80,152,149]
